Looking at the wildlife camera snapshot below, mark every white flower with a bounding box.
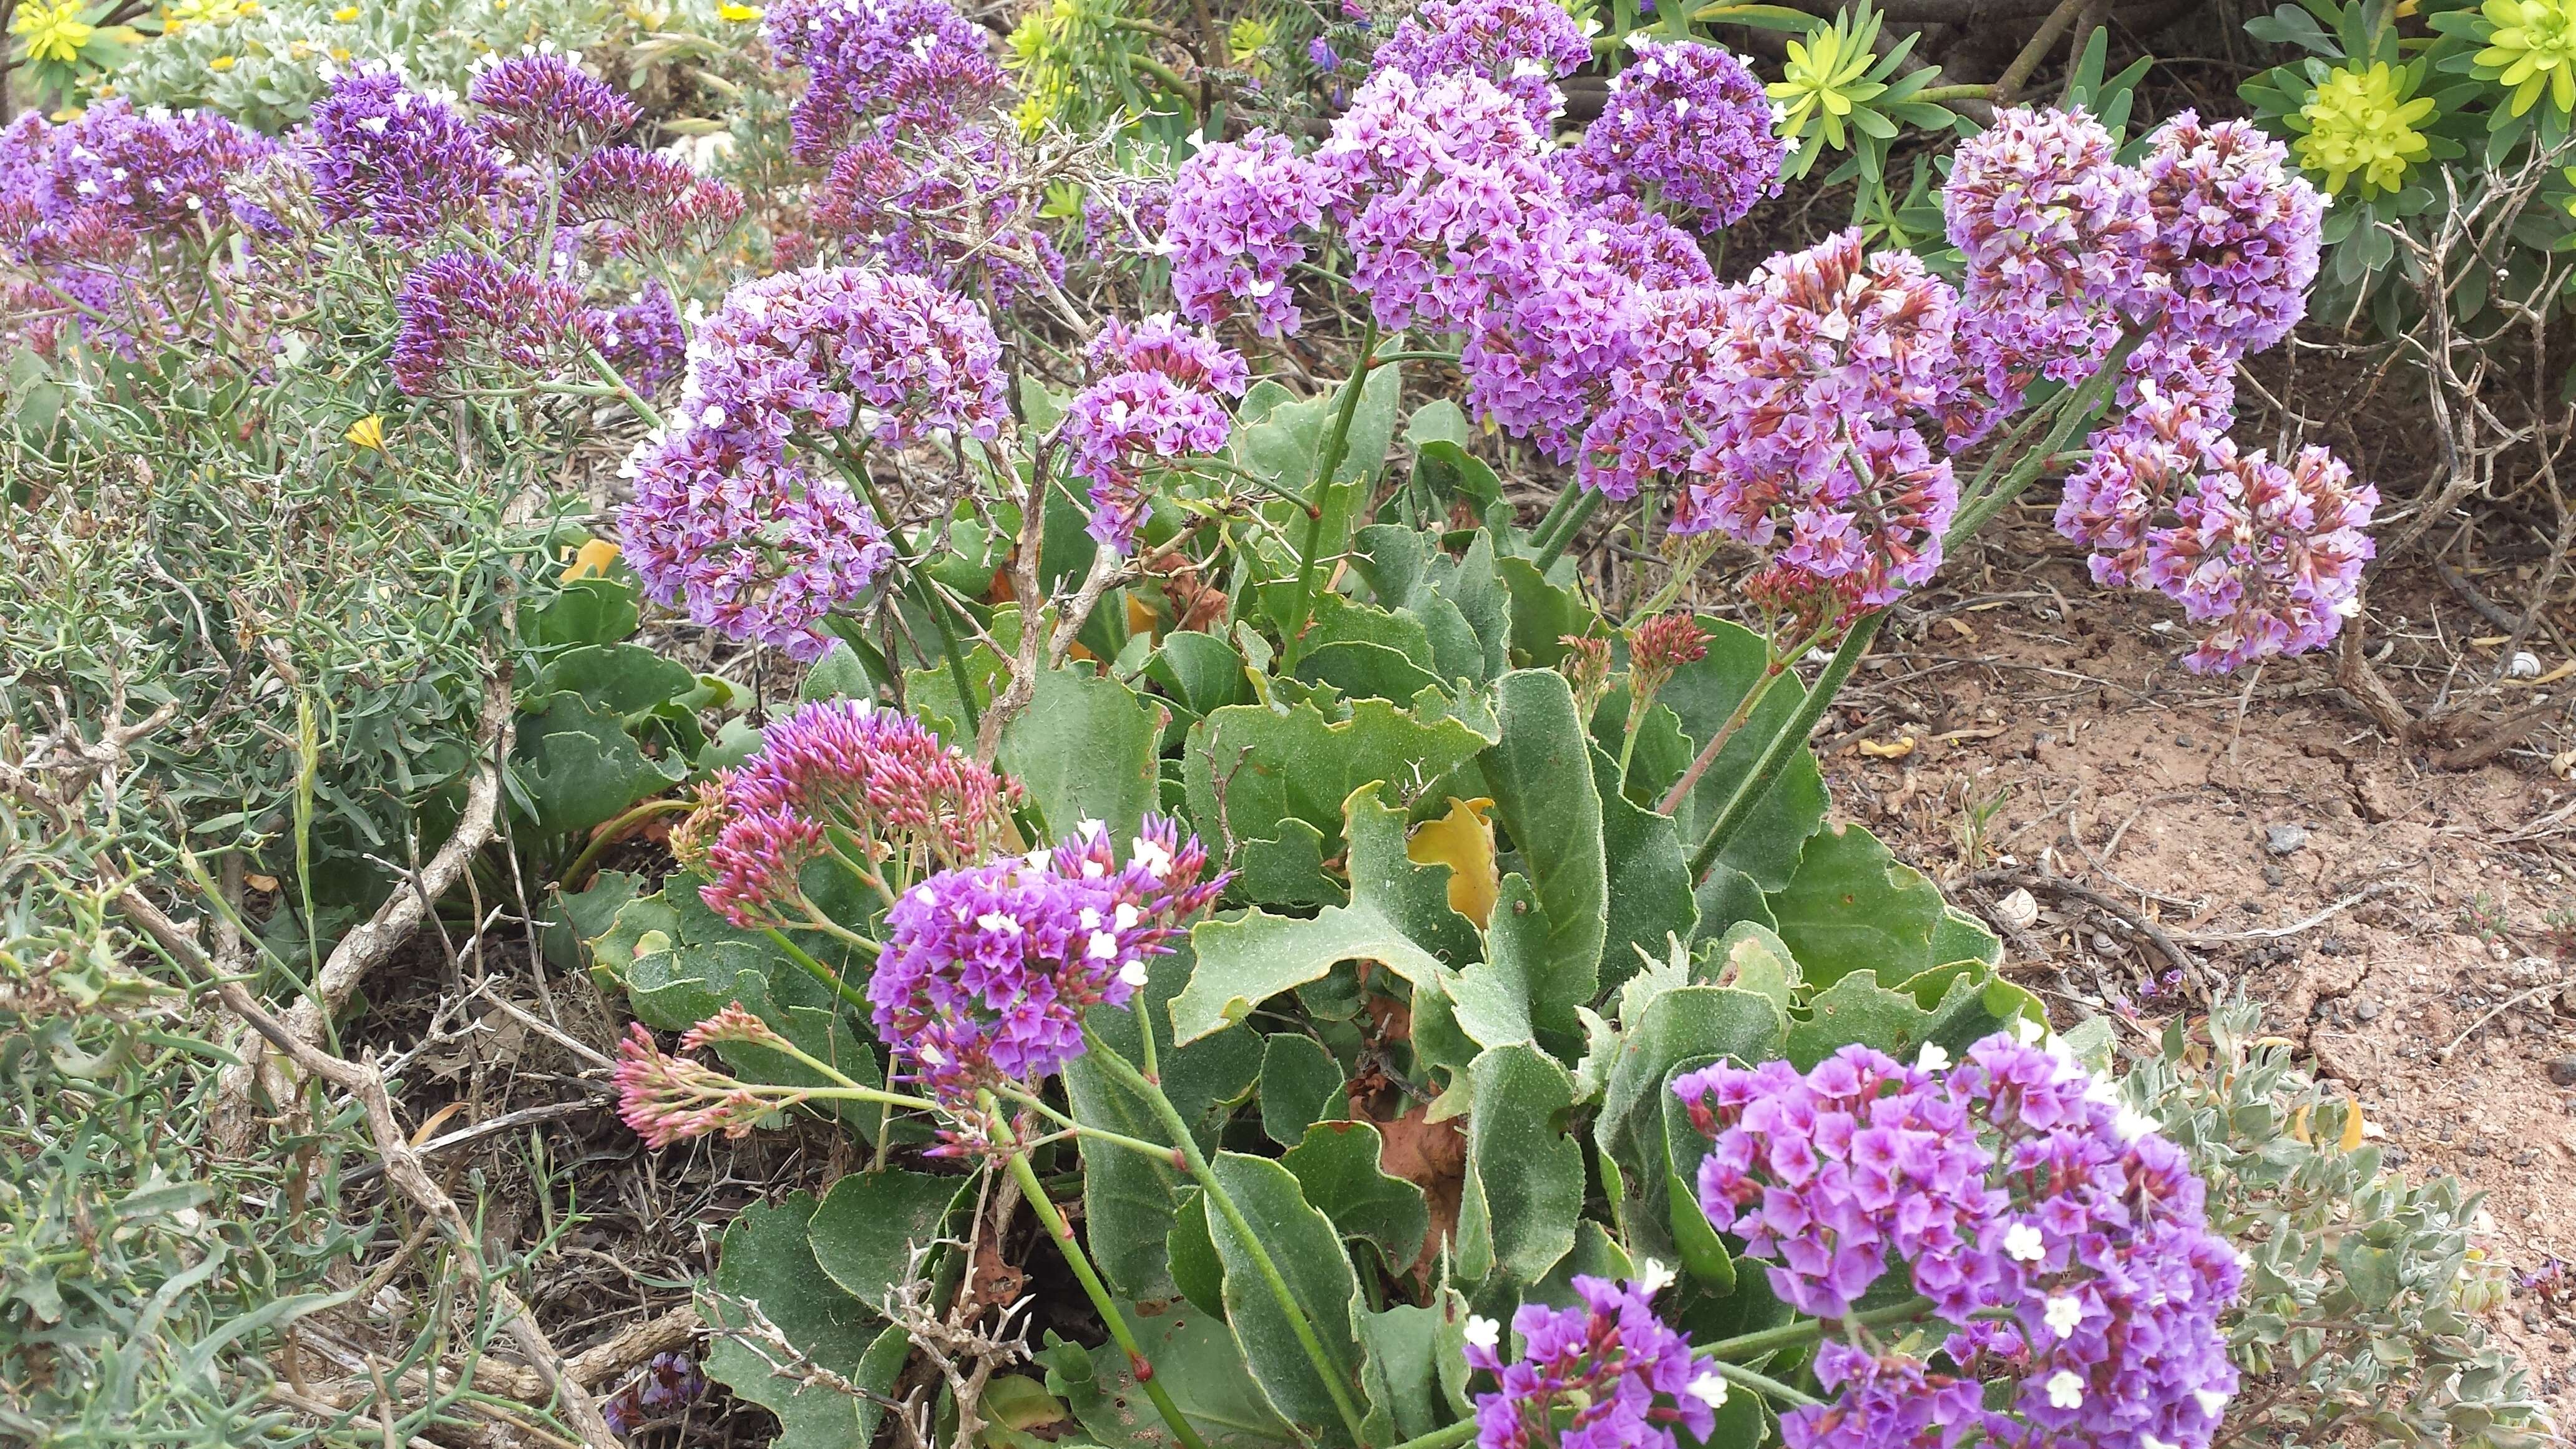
[1078,817,1107,837]
[1078,907,1103,930]
[1131,836,1174,879]
[2003,1223,2045,1262]
[2042,1294,2082,1340]
[919,1043,946,1066]
[1462,1315,1500,1352]
[2193,1388,2230,1419]
[1915,1042,1951,1073]
[1118,960,1150,987]
[700,403,726,427]
[2046,1370,2085,1410]
[975,910,1022,936]
[1087,930,1120,960]
[2113,1105,2156,1143]
[2013,1015,2046,1045]
[1114,902,1141,929]
[1684,1370,1729,1408]
[1632,1257,1675,1297]
[1023,849,1053,871]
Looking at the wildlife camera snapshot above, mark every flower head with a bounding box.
[1465,1274,1715,1449]
[1373,0,1593,129]
[867,816,1225,1106]
[1060,369,1234,554]
[2293,61,2434,200]
[11,1,94,65]
[1627,611,1707,702]
[1561,39,1782,232]
[766,0,1005,162]
[2135,112,2323,358]
[810,126,1065,307]
[562,145,747,256]
[470,49,642,160]
[2142,440,2378,673]
[1088,313,1249,396]
[390,251,600,395]
[306,68,505,240]
[1163,130,1339,336]
[597,282,689,397]
[613,1022,779,1148]
[2477,0,2576,115]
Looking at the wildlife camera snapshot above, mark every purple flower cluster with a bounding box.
[562,145,748,258]
[1320,67,1556,333]
[2144,436,2378,673]
[1676,1031,2243,1449]
[2135,112,2324,359]
[1373,0,1593,128]
[598,282,689,397]
[305,69,504,240]
[469,49,640,161]
[1944,107,2155,429]
[764,0,1004,163]
[390,251,600,395]
[689,700,1020,927]
[600,1353,709,1435]
[1164,131,1338,336]
[811,127,1066,308]
[1464,1274,1724,1449]
[1060,313,1247,550]
[867,816,1226,1108]
[1676,233,1963,613]
[619,266,1007,656]
[1558,40,1782,232]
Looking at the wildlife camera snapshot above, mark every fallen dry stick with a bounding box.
[119,890,622,1449]
[212,666,515,1150]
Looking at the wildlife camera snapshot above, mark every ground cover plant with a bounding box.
[1,1,2568,1447]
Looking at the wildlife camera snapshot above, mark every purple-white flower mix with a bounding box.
[1372,0,1594,128]
[764,0,1005,163]
[562,145,748,258]
[390,251,602,396]
[1060,315,1247,550]
[684,700,1020,929]
[1463,1274,1727,1449]
[618,266,1007,658]
[1164,132,1338,337]
[1558,40,1783,232]
[469,49,642,162]
[305,69,505,241]
[867,816,1225,1109]
[809,127,1065,307]
[1676,1031,2243,1449]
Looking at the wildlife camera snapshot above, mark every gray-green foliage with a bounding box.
[2124,1003,2550,1449]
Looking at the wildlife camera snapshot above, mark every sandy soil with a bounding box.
[1795,521,2576,1415]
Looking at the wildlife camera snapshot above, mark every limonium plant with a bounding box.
[4,0,2404,1444]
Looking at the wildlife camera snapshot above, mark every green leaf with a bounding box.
[525,576,640,650]
[807,1169,970,1307]
[1358,1302,1456,1445]
[704,1194,907,1449]
[539,642,700,716]
[1261,1033,1347,1146]
[1599,988,1785,1259]
[1930,905,2003,968]
[1176,785,1474,1045]
[1692,863,1779,941]
[1591,741,1697,995]
[1203,1153,1372,1447]
[799,638,884,704]
[1652,619,1827,891]
[1701,922,1802,1013]
[1456,1044,1584,1300]
[1281,1120,1431,1269]
[1350,525,1510,687]
[1002,663,1164,842]
[1478,670,1608,1030]
[1045,1306,1304,1448]
[1495,556,1591,670]
[509,693,675,836]
[1182,695,1496,870]
[2339,1237,2403,1310]
[1765,823,1944,989]
[1063,948,1262,1299]
[1169,1189,1227,1318]
[1786,969,1939,1070]
[1147,631,1254,720]
[1306,595,1441,675]
[1298,640,1445,703]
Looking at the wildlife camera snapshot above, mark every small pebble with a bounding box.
[2262,864,2285,888]
[2090,930,2120,954]
[2547,1055,2576,1087]
[2175,733,2195,748]
[2514,1149,2539,1168]
[2265,824,2310,856]
[2383,1147,2409,1167]
[2356,999,2381,1022]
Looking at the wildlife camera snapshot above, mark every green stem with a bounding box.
[582,344,664,431]
[1281,320,1381,671]
[988,1085,1184,1163]
[1531,490,1602,572]
[994,1122,1215,1449]
[1696,1296,1935,1362]
[559,796,699,890]
[1081,1030,1375,1447]
[1528,485,1579,551]
[1949,326,2148,545]
[1381,1420,1480,1449]
[761,927,875,1014]
[1687,610,1886,881]
[1706,1358,1823,1409]
[1909,84,1994,104]
[1654,649,1795,817]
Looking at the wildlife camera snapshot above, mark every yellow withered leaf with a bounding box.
[1126,593,1157,642]
[560,539,622,582]
[1407,796,1498,929]
[1857,734,1916,760]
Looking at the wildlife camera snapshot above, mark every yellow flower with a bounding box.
[2295,61,2436,198]
[1769,9,1887,150]
[717,1,761,19]
[344,414,386,451]
[165,0,255,31]
[208,54,235,69]
[11,1,97,66]
[333,4,357,18]
[560,539,622,581]
[2477,0,2576,115]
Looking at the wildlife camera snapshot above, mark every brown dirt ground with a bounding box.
[1775,520,2576,1418]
